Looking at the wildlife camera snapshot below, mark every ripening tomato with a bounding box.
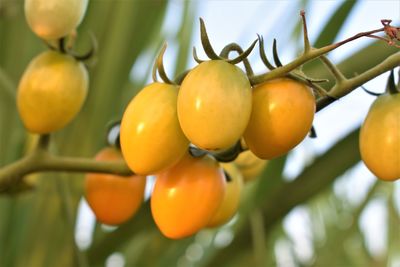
[25,0,89,40]
[207,163,243,227]
[244,78,315,159]
[17,51,88,134]
[151,153,226,239]
[120,83,189,175]
[85,147,146,225]
[234,150,268,182]
[359,93,400,181]
[177,60,252,151]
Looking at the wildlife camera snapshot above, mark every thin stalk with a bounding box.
[316,51,400,111]
[250,28,387,85]
[319,55,347,83]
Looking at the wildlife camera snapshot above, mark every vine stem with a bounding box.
[0,137,131,193]
[249,28,385,85]
[316,51,400,111]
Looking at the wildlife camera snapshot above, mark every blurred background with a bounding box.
[0,0,399,266]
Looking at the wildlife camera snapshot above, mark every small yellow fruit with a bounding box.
[178,60,252,151]
[234,150,268,182]
[207,163,243,227]
[244,78,315,159]
[25,0,89,40]
[359,93,400,181]
[17,51,88,134]
[120,83,189,175]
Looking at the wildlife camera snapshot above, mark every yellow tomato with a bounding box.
[25,0,89,40]
[85,147,146,225]
[120,82,189,175]
[178,60,252,151]
[151,153,226,239]
[359,93,400,181]
[244,78,315,159]
[234,150,268,182]
[207,163,243,227]
[17,51,88,134]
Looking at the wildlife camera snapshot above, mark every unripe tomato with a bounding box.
[359,93,400,181]
[177,60,252,151]
[207,163,243,227]
[234,150,268,182]
[85,147,146,225]
[151,153,226,239]
[17,51,88,134]
[244,78,315,159]
[25,0,89,40]
[120,82,189,175]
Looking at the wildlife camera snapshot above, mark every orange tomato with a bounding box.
[120,82,189,175]
[85,147,146,225]
[177,60,252,151]
[244,78,315,159]
[207,163,243,227]
[234,150,268,182]
[359,93,400,181]
[151,153,226,239]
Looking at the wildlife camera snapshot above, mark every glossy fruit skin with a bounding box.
[120,82,189,175]
[85,147,146,225]
[151,153,226,239]
[178,60,252,151]
[244,78,315,159]
[207,163,243,227]
[25,0,89,40]
[234,150,268,182]
[17,51,88,134]
[359,93,400,181]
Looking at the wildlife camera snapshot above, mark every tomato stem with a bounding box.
[199,18,221,60]
[272,39,283,67]
[155,42,175,85]
[300,10,311,54]
[386,70,398,95]
[219,43,254,76]
[258,35,275,70]
[319,55,347,83]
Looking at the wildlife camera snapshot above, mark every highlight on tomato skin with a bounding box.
[244,78,315,160]
[17,50,88,134]
[359,93,400,181]
[25,0,89,40]
[120,82,189,175]
[207,163,243,228]
[85,147,147,226]
[151,152,226,239]
[177,60,252,151]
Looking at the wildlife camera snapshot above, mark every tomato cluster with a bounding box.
[116,53,318,238]
[18,3,400,241]
[120,63,315,176]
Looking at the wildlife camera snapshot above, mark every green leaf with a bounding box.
[314,1,358,48]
